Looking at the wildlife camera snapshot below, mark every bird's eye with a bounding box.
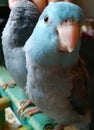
[44,15,49,23]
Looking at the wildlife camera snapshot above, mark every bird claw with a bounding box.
[18,100,32,113]
[21,106,40,117]
[2,81,16,90]
[18,100,40,117]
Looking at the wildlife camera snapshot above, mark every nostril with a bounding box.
[64,19,68,23]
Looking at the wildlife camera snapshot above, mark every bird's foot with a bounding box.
[54,124,64,130]
[2,81,16,90]
[18,100,40,117]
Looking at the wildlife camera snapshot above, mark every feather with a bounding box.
[24,2,90,129]
[2,0,39,89]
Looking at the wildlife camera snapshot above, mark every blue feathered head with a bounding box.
[24,2,84,67]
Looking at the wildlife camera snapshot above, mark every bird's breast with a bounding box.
[28,65,82,124]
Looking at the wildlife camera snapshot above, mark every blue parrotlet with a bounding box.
[24,2,90,130]
[1,0,39,89]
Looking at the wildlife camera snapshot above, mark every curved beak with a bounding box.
[57,20,80,53]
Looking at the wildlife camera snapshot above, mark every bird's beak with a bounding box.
[57,20,80,53]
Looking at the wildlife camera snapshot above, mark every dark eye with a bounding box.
[44,15,49,23]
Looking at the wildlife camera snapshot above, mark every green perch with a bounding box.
[0,66,56,130]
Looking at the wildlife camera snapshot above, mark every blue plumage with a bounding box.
[2,0,39,89]
[24,2,84,67]
[24,2,90,130]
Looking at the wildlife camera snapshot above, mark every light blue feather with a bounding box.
[24,2,84,67]
[2,0,39,89]
[24,2,89,129]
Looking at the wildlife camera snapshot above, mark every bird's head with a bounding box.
[24,2,84,67]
